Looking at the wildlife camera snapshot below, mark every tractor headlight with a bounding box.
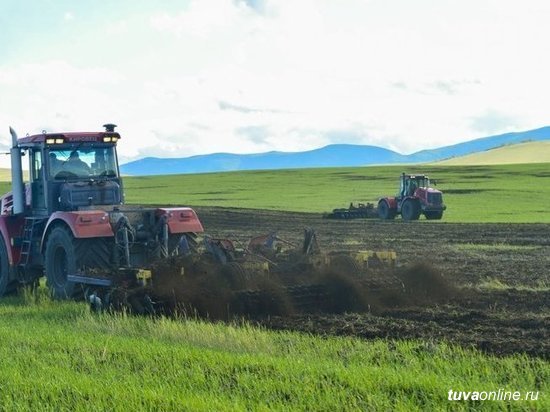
[103,136,118,143]
[46,138,65,144]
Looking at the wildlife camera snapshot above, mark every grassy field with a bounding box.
[0,162,548,410]
[120,162,550,223]
[2,163,549,222]
[0,294,547,411]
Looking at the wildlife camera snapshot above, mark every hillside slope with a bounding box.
[437,141,550,165]
[409,126,550,162]
[120,126,550,176]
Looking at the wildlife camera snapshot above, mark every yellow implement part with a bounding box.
[354,250,397,268]
[136,269,152,280]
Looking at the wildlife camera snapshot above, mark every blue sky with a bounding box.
[1,0,549,165]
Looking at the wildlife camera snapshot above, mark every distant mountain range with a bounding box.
[120,126,550,176]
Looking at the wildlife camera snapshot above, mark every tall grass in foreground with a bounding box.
[0,293,547,411]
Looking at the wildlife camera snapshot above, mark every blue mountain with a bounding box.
[120,144,407,175]
[120,126,550,176]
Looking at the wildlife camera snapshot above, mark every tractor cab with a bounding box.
[16,124,123,215]
[398,173,430,198]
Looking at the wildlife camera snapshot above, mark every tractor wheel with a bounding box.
[0,236,16,298]
[221,262,249,290]
[401,200,421,221]
[425,211,443,220]
[329,255,361,277]
[378,200,395,220]
[45,226,79,299]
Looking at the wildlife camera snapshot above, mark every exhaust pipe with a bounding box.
[9,127,25,215]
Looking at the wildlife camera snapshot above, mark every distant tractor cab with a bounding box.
[0,124,203,305]
[378,173,446,221]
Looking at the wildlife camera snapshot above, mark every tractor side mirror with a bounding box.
[432,180,437,186]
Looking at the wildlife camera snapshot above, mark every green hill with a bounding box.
[437,141,550,165]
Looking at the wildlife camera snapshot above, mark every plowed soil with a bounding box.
[195,207,549,358]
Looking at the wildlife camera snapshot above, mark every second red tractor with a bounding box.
[378,173,446,221]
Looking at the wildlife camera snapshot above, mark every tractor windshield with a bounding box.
[415,176,430,188]
[49,146,119,179]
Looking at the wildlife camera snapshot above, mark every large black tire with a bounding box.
[0,236,15,297]
[45,227,78,299]
[425,211,443,220]
[401,200,421,221]
[378,200,395,220]
[45,226,113,299]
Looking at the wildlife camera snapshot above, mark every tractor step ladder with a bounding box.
[18,217,46,268]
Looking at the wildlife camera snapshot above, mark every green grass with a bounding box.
[2,163,549,222]
[454,243,540,252]
[475,277,549,292]
[1,163,549,409]
[0,294,547,411]
[122,163,550,223]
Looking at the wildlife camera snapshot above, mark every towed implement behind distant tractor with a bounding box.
[324,173,445,222]
[323,202,378,219]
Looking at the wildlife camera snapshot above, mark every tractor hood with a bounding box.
[421,187,443,195]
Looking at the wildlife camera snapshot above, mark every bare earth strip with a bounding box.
[196,206,550,358]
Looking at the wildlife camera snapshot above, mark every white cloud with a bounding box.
[2,0,550,167]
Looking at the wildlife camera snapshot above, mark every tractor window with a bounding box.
[31,150,42,182]
[49,146,119,179]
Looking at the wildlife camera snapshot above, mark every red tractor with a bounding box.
[378,173,445,221]
[0,124,203,310]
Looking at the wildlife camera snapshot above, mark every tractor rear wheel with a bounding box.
[401,200,421,221]
[45,227,78,299]
[378,200,395,220]
[0,236,15,297]
[425,211,443,220]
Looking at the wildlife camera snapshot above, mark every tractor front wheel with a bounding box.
[378,200,395,220]
[45,227,79,299]
[401,200,421,221]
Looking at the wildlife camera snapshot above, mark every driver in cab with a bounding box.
[64,151,91,176]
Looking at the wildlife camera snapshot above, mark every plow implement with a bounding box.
[129,229,410,318]
[323,202,378,219]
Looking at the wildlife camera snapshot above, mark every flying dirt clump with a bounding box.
[315,270,372,314]
[396,262,458,304]
[149,257,459,320]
